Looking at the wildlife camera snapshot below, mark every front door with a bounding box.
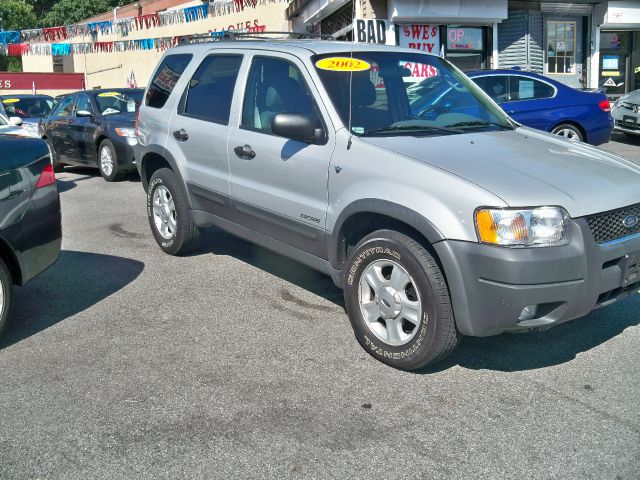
[67,93,97,164]
[167,52,245,198]
[544,17,584,88]
[227,53,335,257]
[47,94,76,163]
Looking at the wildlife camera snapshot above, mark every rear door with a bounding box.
[505,75,558,131]
[167,51,244,198]
[67,93,98,164]
[47,95,76,163]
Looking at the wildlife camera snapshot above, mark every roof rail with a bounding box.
[179,30,336,45]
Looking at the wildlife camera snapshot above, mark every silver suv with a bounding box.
[136,39,640,371]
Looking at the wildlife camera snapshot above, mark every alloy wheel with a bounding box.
[152,185,177,240]
[358,259,422,346]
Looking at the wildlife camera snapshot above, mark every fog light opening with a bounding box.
[518,305,538,321]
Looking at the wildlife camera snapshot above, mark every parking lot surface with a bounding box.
[0,135,638,479]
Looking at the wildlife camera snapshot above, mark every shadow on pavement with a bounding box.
[56,167,140,193]
[195,227,344,306]
[610,132,640,146]
[0,250,144,349]
[422,296,640,373]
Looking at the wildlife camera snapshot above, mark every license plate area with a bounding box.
[622,114,638,127]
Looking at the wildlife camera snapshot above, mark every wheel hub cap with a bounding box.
[100,146,113,176]
[358,259,422,347]
[378,286,402,319]
[152,186,177,240]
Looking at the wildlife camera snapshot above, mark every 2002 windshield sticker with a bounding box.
[315,57,371,72]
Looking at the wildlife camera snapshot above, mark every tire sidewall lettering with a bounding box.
[347,246,401,286]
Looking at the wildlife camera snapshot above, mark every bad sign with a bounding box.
[354,18,391,45]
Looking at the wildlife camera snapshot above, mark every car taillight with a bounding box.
[35,163,56,189]
[598,99,611,112]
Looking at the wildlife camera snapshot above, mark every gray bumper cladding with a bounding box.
[434,219,640,337]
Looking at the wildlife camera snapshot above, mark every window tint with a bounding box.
[182,55,242,125]
[1,97,54,118]
[509,77,555,100]
[473,76,510,103]
[75,94,92,114]
[146,54,193,109]
[241,57,318,133]
[52,96,75,117]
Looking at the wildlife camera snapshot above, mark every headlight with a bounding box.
[115,127,136,138]
[475,207,571,247]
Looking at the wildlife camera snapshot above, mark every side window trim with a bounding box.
[237,53,328,143]
[507,74,557,102]
[177,53,244,126]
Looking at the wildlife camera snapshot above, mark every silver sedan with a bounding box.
[612,89,640,137]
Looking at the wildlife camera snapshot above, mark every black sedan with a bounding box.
[40,88,143,181]
[0,134,61,336]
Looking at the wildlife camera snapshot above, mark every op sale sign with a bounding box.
[399,24,440,53]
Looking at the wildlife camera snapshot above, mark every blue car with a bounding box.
[468,70,613,145]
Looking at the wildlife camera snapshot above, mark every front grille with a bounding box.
[586,203,640,243]
[620,102,640,113]
[615,120,640,130]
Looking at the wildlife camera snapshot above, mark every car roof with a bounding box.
[169,39,434,57]
[0,94,53,99]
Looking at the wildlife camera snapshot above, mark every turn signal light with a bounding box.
[35,163,56,189]
[598,99,611,112]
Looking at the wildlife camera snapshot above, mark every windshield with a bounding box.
[313,52,513,137]
[93,90,143,116]
[1,97,53,119]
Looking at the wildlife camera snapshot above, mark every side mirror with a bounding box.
[9,116,22,126]
[76,110,93,118]
[271,113,324,144]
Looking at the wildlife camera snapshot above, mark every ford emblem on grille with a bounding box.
[623,214,639,228]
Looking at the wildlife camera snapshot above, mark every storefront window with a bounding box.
[444,26,486,71]
[547,21,576,74]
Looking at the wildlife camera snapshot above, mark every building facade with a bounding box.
[287,0,640,97]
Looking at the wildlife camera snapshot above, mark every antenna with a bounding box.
[346,0,355,150]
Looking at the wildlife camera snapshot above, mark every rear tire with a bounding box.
[98,139,124,182]
[343,230,460,371]
[551,123,584,142]
[147,168,201,255]
[0,258,13,337]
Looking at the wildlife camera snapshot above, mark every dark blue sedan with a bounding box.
[468,69,613,145]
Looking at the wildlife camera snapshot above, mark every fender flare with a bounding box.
[139,144,191,207]
[328,198,446,269]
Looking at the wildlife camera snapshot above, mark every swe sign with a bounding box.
[398,24,440,53]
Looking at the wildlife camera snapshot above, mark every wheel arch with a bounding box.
[329,199,446,271]
[139,145,190,205]
[0,236,22,286]
[550,120,587,142]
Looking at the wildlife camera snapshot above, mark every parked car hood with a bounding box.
[103,112,135,126]
[361,126,640,218]
[619,89,640,104]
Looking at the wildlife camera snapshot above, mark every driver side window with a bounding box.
[52,95,75,117]
[74,94,93,116]
[241,57,318,134]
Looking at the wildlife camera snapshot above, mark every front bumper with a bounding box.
[612,108,640,135]
[434,219,640,337]
[111,136,138,171]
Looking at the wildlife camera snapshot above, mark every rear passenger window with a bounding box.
[180,55,242,125]
[473,76,510,103]
[146,54,193,109]
[509,77,555,101]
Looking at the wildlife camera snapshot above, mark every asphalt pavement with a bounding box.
[0,134,638,479]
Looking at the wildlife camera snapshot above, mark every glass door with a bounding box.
[599,31,631,99]
[544,17,584,88]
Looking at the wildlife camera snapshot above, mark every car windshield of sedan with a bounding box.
[313,52,513,137]
[93,91,143,116]
[1,97,54,119]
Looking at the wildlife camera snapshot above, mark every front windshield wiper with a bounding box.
[443,120,512,130]
[361,125,457,137]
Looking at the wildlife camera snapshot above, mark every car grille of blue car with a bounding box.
[586,203,640,244]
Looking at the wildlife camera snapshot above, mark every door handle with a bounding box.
[234,145,256,160]
[173,129,189,142]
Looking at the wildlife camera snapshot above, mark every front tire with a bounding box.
[147,168,201,255]
[98,139,123,182]
[0,258,13,337]
[551,123,584,142]
[343,230,459,371]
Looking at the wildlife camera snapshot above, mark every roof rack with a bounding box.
[180,30,336,45]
